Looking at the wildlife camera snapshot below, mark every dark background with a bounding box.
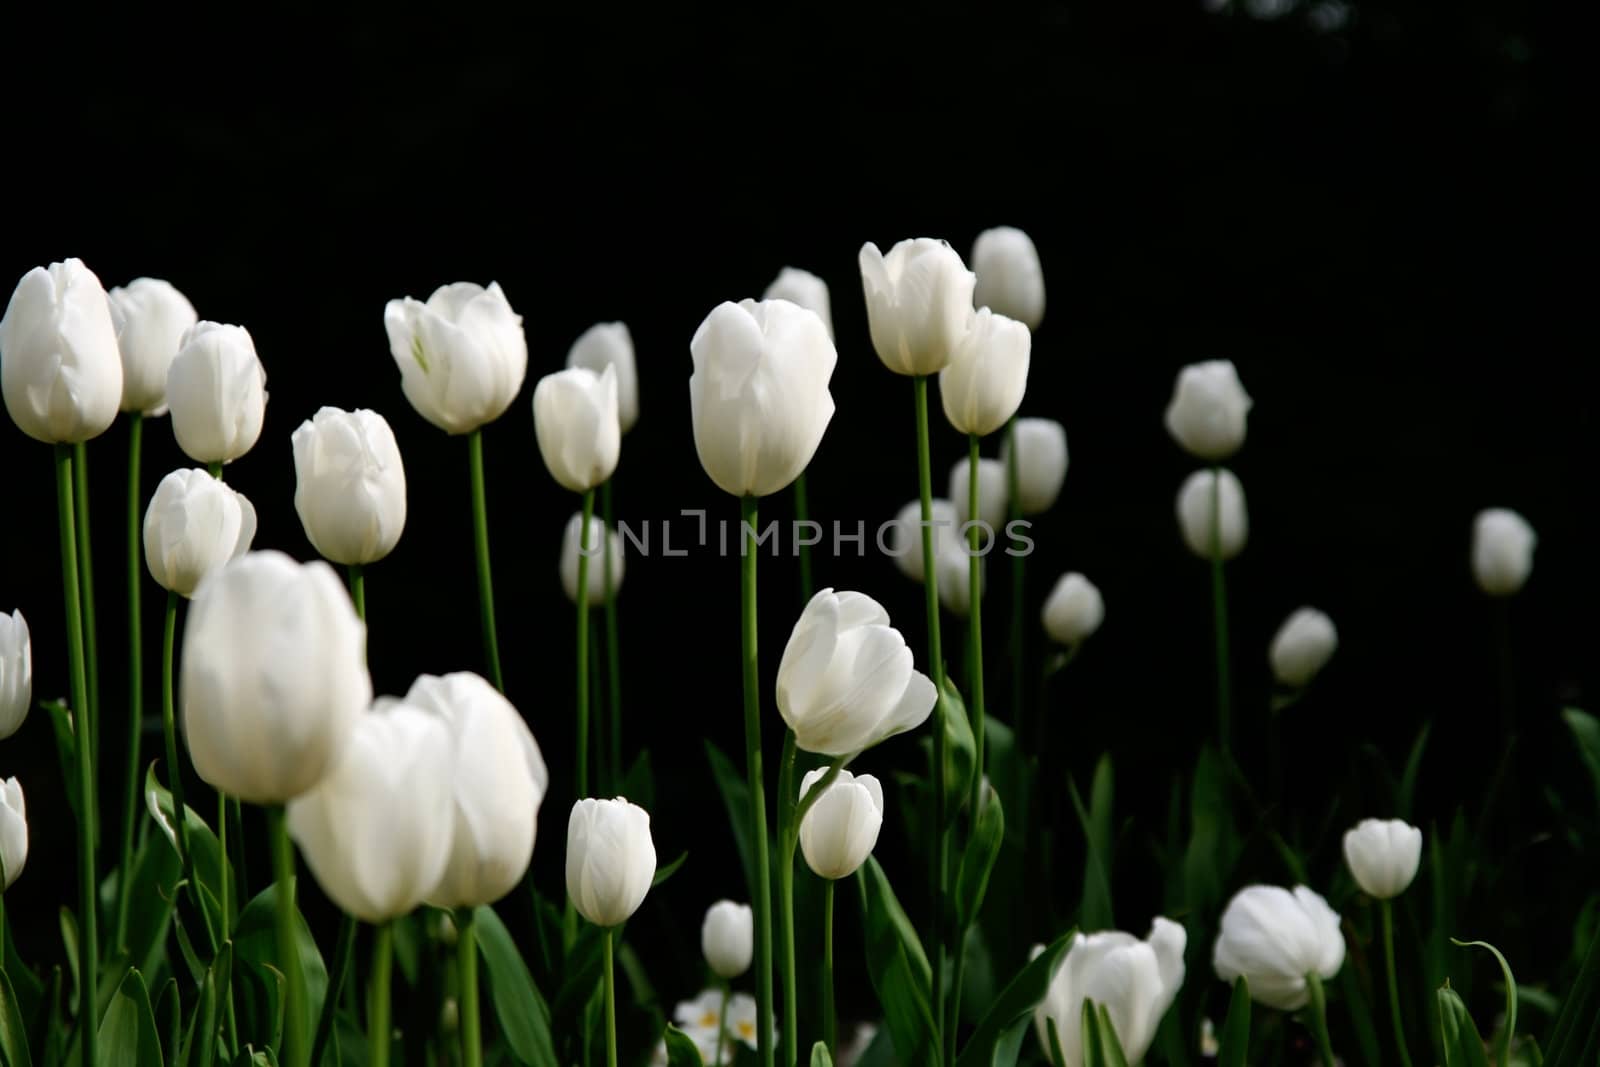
[1,0,1594,1043]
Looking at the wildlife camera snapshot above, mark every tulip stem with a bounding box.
[467,429,505,692]
[116,413,145,953]
[822,878,836,1057]
[1304,971,1337,1067]
[1209,466,1232,757]
[1005,418,1025,754]
[576,488,596,800]
[1380,900,1413,1067]
[218,791,231,930]
[777,733,800,1067]
[267,805,309,1067]
[160,592,199,904]
[311,913,358,1067]
[73,441,100,782]
[715,981,730,1067]
[458,908,483,1067]
[54,444,97,1067]
[794,471,814,603]
[739,495,776,1067]
[347,564,365,620]
[912,376,948,1063]
[368,921,393,1067]
[601,926,619,1067]
[602,479,623,789]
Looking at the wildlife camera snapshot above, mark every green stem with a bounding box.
[73,441,100,781]
[229,797,249,918]
[1381,900,1413,1067]
[367,921,393,1067]
[603,927,618,1067]
[458,908,483,1067]
[913,376,947,1060]
[1005,418,1024,751]
[740,495,776,1067]
[715,981,729,1067]
[778,734,799,1067]
[1209,466,1231,757]
[159,592,203,923]
[794,470,814,603]
[218,790,231,933]
[207,461,222,480]
[467,430,504,692]
[116,413,145,952]
[268,806,309,1067]
[1304,971,1337,1067]
[602,479,622,788]
[310,914,358,1067]
[822,878,836,1057]
[347,564,365,621]
[576,489,596,799]
[54,445,97,1067]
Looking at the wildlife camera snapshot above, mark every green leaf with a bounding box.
[1045,1017,1066,1067]
[1216,977,1250,1067]
[153,980,180,1067]
[1397,721,1432,821]
[809,1041,833,1067]
[123,834,182,983]
[1438,984,1491,1067]
[96,969,164,1067]
[956,932,1073,1067]
[662,1025,705,1067]
[1,968,34,1067]
[955,782,1005,933]
[231,881,326,1055]
[473,905,558,1067]
[1080,1002,1129,1067]
[857,860,935,1066]
[552,926,605,1025]
[941,678,976,826]
[1453,938,1516,1066]
[860,858,930,986]
[42,701,80,830]
[1541,924,1600,1067]
[143,764,234,928]
[652,851,689,888]
[1563,709,1600,820]
[620,750,656,814]
[705,742,755,898]
[1338,956,1383,1067]
[1068,755,1114,931]
[181,944,230,1067]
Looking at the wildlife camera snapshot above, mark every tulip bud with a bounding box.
[1269,607,1337,688]
[1342,818,1422,900]
[292,407,407,565]
[1042,573,1104,646]
[408,672,549,908]
[1212,885,1345,1010]
[566,797,656,927]
[1,777,26,888]
[939,309,1031,437]
[1164,361,1252,461]
[287,699,456,921]
[701,899,754,978]
[181,551,371,804]
[950,456,1009,535]
[561,512,624,605]
[1033,918,1186,1067]
[859,239,977,376]
[1176,468,1248,560]
[689,299,837,497]
[798,769,883,880]
[533,365,621,493]
[1472,508,1536,596]
[143,469,258,597]
[384,282,528,435]
[777,589,937,757]
[999,418,1068,515]
[890,498,958,585]
[764,267,834,340]
[567,323,639,433]
[0,611,31,741]
[0,258,123,443]
[971,227,1046,330]
[166,322,268,464]
[107,278,197,416]
[936,540,982,619]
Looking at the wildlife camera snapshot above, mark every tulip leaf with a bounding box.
[143,763,235,931]
[1045,1017,1066,1067]
[1397,720,1432,822]
[1068,755,1115,931]
[620,749,657,814]
[652,851,689,888]
[552,926,606,1027]
[704,742,756,898]
[1338,956,1383,1067]
[1544,926,1600,1066]
[471,905,558,1067]
[95,968,164,1067]
[232,881,326,1054]
[1080,1001,1130,1067]
[1216,977,1250,1067]
[154,979,180,1067]
[0,968,33,1067]
[1438,984,1491,1067]
[956,931,1073,1067]
[662,1025,705,1067]
[182,943,230,1067]
[941,679,976,826]
[809,1040,833,1067]
[1452,939,1516,1067]
[1562,709,1600,820]
[857,859,935,1066]
[955,782,1005,934]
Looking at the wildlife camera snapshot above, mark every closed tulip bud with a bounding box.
[0,777,25,888]
[292,407,407,565]
[166,322,267,464]
[1042,573,1104,646]
[407,672,549,908]
[1342,818,1422,900]
[798,769,883,880]
[0,611,30,740]
[384,282,528,435]
[533,365,621,492]
[950,456,1009,534]
[181,551,371,804]
[1164,361,1252,461]
[940,309,1031,437]
[689,299,837,497]
[999,418,1068,515]
[701,899,754,978]
[1,258,123,443]
[937,540,982,618]
[566,797,656,927]
[1472,508,1536,596]
[144,469,258,597]
[567,323,638,433]
[107,278,197,415]
[890,498,958,584]
[971,227,1046,330]
[561,512,624,605]
[1176,468,1248,560]
[1270,607,1337,688]
[859,238,977,376]
[287,699,456,921]
[1212,885,1345,1011]
[764,267,834,340]
[777,589,937,757]
[1033,918,1186,1067]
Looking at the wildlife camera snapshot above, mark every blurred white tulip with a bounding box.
[1176,468,1248,560]
[764,267,834,339]
[561,513,625,605]
[292,407,407,566]
[1,777,26,889]
[566,797,656,927]
[1472,508,1536,596]
[1000,417,1068,515]
[143,469,257,597]
[1269,607,1337,688]
[859,239,976,376]
[1212,885,1345,1010]
[940,308,1031,437]
[383,282,528,435]
[1,258,123,443]
[0,611,31,740]
[701,899,754,978]
[950,456,1009,534]
[971,226,1046,330]
[936,539,982,619]
[1164,361,1251,461]
[798,769,883,880]
[567,322,638,433]
[1033,918,1186,1067]
[107,278,197,416]
[166,322,267,464]
[1042,573,1104,646]
[890,498,959,584]
[1342,818,1422,900]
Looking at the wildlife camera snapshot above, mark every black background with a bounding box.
[1,0,1594,1041]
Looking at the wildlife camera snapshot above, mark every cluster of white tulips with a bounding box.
[0,227,1583,1067]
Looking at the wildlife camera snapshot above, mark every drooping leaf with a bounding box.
[473,905,558,1067]
[1453,938,1516,1067]
[956,932,1072,1067]
[955,782,1005,933]
[1216,977,1250,1067]
[95,968,164,1067]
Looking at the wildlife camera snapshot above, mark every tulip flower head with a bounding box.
[859,238,976,376]
[0,611,31,740]
[384,281,528,435]
[971,226,1046,330]
[1042,573,1104,647]
[561,512,625,605]
[166,322,268,465]
[1,777,26,889]
[1,258,124,443]
[936,539,983,618]
[1000,417,1068,515]
[940,308,1032,437]
[798,768,884,880]
[533,365,621,493]
[1033,918,1186,1067]
[144,469,258,597]
[701,899,754,978]
[1212,884,1345,1011]
[1472,508,1536,596]
[566,797,656,927]
[567,322,638,433]
[292,407,407,566]
[1269,607,1337,689]
[764,267,834,340]
[107,277,198,416]
[1343,818,1423,900]
[1176,468,1248,560]
[890,498,959,585]
[1164,360,1252,461]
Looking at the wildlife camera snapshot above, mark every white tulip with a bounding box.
[180,550,371,804]
[859,239,977,376]
[971,227,1046,330]
[384,282,528,435]
[1,777,26,888]
[1269,608,1337,688]
[950,456,1009,535]
[0,258,123,443]
[107,278,197,416]
[532,365,621,493]
[701,899,754,978]
[292,407,407,566]
[406,672,548,908]
[798,769,883,880]
[936,539,983,619]
[764,267,834,340]
[566,322,638,433]
[287,699,456,922]
[1212,885,1345,1011]
[1164,361,1252,461]
[0,611,31,740]
[1342,818,1423,900]
[143,469,258,597]
[1033,918,1186,1067]
[1042,573,1104,646]
[566,797,656,927]
[166,322,267,464]
[1000,418,1068,515]
[940,308,1031,437]
[890,498,959,584]
[689,299,836,498]
[776,589,937,757]
[1472,508,1536,596]
[1176,469,1248,560]
[561,512,624,605]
